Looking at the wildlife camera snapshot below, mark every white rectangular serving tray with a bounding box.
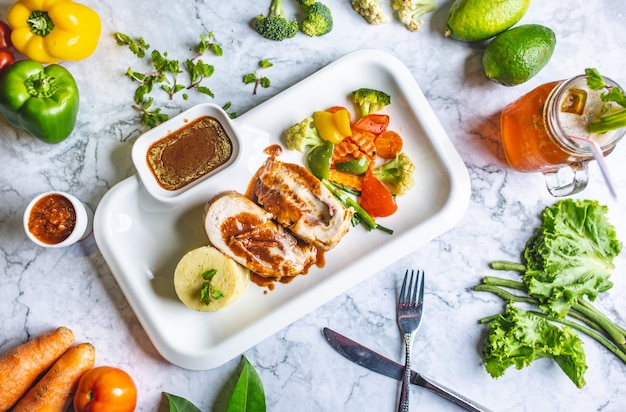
[93,49,471,370]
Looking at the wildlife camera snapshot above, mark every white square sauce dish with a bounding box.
[131,103,242,202]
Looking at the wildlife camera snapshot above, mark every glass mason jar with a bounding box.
[501,74,626,196]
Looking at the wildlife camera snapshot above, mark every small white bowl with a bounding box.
[131,103,242,202]
[24,191,93,248]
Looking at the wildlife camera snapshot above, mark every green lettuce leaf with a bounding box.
[522,199,622,317]
[483,305,588,388]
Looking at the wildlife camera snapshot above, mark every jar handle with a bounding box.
[543,161,589,197]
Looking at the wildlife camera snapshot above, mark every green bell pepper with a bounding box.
[335,157,369,175]
[0,60,79,144]
[307,140,333,180]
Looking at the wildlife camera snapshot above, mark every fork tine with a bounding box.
[410,269,419,304]
[413,270,424,307]
[399,269,409,305]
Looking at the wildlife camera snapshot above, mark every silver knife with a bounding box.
[322,327,493,412]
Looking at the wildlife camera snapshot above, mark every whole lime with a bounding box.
[482,24,556,86]
[445,0,531,42]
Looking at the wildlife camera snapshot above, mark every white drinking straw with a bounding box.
[569,135,618,199]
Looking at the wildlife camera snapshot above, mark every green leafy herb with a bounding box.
[200,269,224,305]
[585,67,626,134]
[473,199,626,386]
[226,356,266,412]
[259,59,273,69]
[114,31,225,128]
[197,32,223,56]
[243,60,274,95]
[164,392,202,412]
[114,32,150,57]
[133,98,169,129]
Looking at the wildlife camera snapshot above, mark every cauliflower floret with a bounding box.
[350,0,390,25]
[392,0,435,32]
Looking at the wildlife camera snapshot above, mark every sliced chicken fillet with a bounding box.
[253,157,353,251]
[204,191,317,281]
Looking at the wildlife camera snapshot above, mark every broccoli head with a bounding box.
[350,0,390,25]
[392,0,435,32]
[351,88,391,118]
[255,0,299,41]
[284,117,325,152]
[298,0,333,37]
[372,152,415,195]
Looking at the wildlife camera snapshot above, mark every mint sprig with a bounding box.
[585,68,626,134]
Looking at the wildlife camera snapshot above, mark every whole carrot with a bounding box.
[0,326,75,412]
[12,342,96,412]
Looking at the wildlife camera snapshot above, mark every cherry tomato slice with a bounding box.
[74,366,138,412]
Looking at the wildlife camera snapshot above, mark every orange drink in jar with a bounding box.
[501,73,626,196]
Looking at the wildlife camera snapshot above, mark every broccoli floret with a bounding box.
[255,0,299,41]
[297,0,333,37]
[284,117,325,152]
[351,88,391,117]
[392,0,435,32]
[350,0,390,25]
[372,152,415,195]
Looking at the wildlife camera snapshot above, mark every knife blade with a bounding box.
[322,327,492,412]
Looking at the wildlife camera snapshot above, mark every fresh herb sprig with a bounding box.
[199,269,224,306]
[585,68,626,134]
[114,31,228,127]
[243,59,273,95]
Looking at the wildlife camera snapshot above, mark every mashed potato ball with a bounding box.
[174,245,249,312]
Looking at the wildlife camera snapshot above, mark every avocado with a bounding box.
[445,0,531,42]
[482,24,556,86]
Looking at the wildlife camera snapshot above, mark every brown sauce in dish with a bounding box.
[147,116,233,191]
[28,194,76,244]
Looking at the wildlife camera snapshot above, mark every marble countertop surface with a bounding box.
[1,0,625,411]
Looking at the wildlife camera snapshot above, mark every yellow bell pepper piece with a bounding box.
[333,108,352,137]
[8,0,101,64]
[313,110,352,144]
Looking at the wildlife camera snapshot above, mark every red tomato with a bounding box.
[74,366,138,412]
[359,170,397,218]
[0,20,11,50]
[0,50,15,72]
[352,114,390,135]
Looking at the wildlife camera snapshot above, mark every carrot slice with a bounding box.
[352,114,390,135]
[349,131,377,159]
[333,139,363,163]
[328,168,363,191]
[375,130,403,159]
[0,326,75,411]
[12,342,96,412]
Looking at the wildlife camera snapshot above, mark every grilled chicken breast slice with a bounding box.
[252,157,353,251]
[204,191,318,281]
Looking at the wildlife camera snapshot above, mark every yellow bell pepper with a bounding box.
[313,109,352,144]
[7,0,101,64]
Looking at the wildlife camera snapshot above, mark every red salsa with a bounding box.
[28,194,76,244]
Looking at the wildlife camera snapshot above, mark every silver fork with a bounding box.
[396,269,425,412]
